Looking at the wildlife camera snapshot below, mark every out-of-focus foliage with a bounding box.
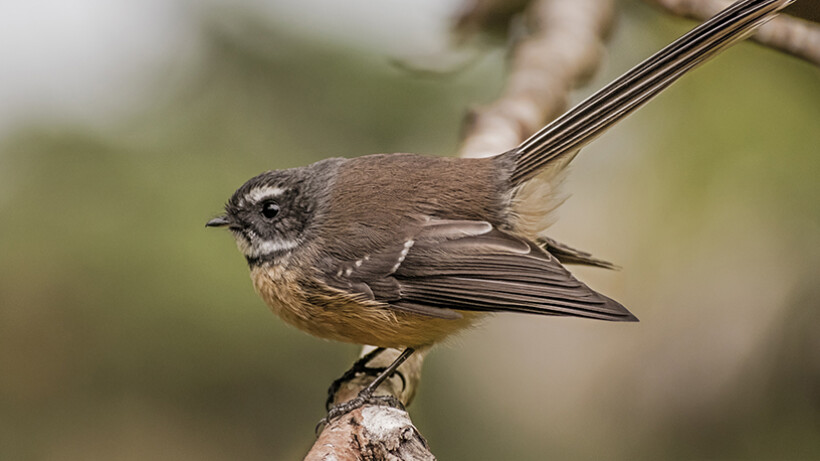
[1,3,818,460]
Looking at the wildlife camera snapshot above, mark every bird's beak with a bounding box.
[205,216,231,228]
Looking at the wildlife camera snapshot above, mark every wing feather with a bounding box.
[324,218,637,322]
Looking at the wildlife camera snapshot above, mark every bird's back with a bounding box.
[317,153,511,259]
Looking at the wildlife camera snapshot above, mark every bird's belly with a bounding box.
[250,266,483,348]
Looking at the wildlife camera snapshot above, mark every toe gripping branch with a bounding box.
[319,347,415,432]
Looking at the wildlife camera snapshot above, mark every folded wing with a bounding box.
[326,219,637,322]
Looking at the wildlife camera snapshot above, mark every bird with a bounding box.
[206,0,795,419]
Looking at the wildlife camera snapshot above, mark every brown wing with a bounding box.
[325,219,637,322]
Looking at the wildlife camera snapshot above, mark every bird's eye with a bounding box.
[260,200,280,220]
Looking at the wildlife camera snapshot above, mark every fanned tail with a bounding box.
[506,0,794,185]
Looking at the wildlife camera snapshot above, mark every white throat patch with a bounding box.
[249,238,299,257]
[233,229,299,258]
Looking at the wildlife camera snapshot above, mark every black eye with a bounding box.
[260,201,280,220]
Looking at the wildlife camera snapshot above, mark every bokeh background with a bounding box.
[1,1,818,459]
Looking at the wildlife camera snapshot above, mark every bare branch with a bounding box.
[645,0,820,66]
[459,0,617,159]
[306,406,434,461]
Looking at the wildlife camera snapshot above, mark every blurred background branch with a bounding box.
[645,0,820,65]
[458,0,616,158]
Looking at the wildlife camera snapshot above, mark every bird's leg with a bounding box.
[325,347,387,410]
[320,348,415,428]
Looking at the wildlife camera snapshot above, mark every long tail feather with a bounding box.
[507,0,794,185]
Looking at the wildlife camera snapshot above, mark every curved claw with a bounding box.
[316,393,406,436]
[325,347,387,411]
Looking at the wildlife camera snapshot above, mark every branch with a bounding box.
[458,0,617,159]
[306,406,434,461]
[645,0,820,66]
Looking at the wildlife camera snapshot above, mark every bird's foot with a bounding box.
[326,347,407,410]
[317,348,415,435]
[326,365,386,407]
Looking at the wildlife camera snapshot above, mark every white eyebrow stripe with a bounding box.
[247,186,287,203]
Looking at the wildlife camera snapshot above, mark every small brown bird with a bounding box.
[207,0,794,417]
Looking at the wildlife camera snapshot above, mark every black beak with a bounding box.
[205,216,231,228]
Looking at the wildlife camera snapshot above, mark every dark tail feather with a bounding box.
[504,0,793,186]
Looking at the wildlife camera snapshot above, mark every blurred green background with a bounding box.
[1,1,818,460]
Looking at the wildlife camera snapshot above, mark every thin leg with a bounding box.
[325,347,386,410]
[319,348,416,429]
[357,347,414,398]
